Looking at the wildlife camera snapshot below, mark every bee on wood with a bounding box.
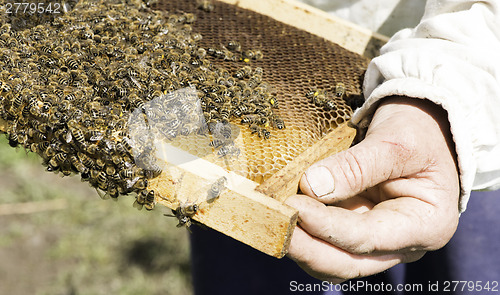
[165,201,199,228]
[207,176,227,202]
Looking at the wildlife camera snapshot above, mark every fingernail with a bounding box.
[304,166,335,197]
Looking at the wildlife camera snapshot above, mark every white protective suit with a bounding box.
[298,0,500,212]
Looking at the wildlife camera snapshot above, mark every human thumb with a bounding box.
[299,137,414,203]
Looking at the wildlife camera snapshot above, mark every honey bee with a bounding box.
[107,183,119,199]
[250,123,270,139]
[271,115,286,129]
[217,143,240,158]
[12,93,24,110]
[142,190,156,211]
[116,142,131,159]
[49,152,67,169]
[143,163,162,179]
[133,190,147,210]
[110,153,124,166]
[57,100,71,113]
[207,176,227,202]
[65,58,79,70]
[259,116,270,127]
[184,13,196,24]
[179,122,198,136]
[234,66,252,79]
[324,99,337,111]
[60,160,73,176]
[208,138,226,148]
[253,67,264,76]
[96,171,108,191]
[165,201,199,228]
[240,114,260,124]
[253,50,264,60]
[87,143,100,155]
[312,90,327,107]
[30,141,49,155]
[129,93,145,110]
[132,178,148,190]
[8,131,19,148]
[305,89,319,100]
[68,121,86,147]
[219,102,232,123]
[210,122,232,140]
[248,75,262,89]
[195,47,206,59]
[226,40,241,52]
[86,130,104,142]
[39,45,52,55]
[334,82,346,98]
[118,167,134,179]
[70,155,88,174]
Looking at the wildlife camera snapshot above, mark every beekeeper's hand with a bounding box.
[285,96,460,283]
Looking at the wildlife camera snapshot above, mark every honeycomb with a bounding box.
[0,0,369,216]
[153,0,369,183]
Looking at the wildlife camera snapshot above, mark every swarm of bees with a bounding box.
[0,0,285,214]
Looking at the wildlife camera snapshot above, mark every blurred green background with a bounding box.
[0,136,193,295]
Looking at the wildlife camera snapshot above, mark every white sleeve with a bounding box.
[351,0,500,212]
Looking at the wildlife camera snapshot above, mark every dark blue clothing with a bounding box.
[190,190,500,295]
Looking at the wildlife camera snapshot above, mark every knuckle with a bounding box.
[337,149,365,193]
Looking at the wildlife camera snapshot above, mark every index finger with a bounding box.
[286,186,458,255]
[287,226,423,283]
